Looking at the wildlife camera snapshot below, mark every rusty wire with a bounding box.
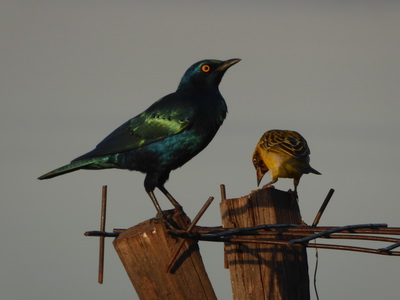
[86,223,400,256]
[85,185,400,286]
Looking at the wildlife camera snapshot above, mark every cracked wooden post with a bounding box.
[113,212,217,300]
[220,187,310,300]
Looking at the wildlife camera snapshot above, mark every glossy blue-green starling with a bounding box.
[39,58,240,218]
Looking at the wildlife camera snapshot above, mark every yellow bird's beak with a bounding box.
[256,167,265,187]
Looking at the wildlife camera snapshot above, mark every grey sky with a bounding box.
[2,1,400,299]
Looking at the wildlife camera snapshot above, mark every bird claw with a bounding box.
[261,184,275,190]
[171,209,191,228]
[288,189,298,201]
[164,222,187,233]
[159,216,186,232]
[157,208,191,232]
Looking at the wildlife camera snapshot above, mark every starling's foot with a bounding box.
[164,219,187,233]
[174,204,184,214]
[172,209,191,228]
[158,215,186,232]
[156,209,190,233]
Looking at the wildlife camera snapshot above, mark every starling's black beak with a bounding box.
[256,167,264,187]
[213,58,240,84]
[216,58,241,73]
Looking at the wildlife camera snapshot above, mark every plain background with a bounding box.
[2,1,400,299]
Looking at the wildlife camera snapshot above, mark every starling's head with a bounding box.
[252,148,268,186]
[178,58,240,91]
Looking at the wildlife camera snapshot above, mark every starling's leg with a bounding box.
[158,186,183,212]
[147,190,166,217]
[147,191,180,230]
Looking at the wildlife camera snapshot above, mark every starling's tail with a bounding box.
[38,160,93,180]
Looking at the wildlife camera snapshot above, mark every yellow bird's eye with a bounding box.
[201,64,211,72]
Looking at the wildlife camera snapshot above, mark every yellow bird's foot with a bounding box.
[288,189,299,202]
[261,184,275,190]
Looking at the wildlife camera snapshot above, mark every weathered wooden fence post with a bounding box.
[113,212,217,300]
[220,187,310,300]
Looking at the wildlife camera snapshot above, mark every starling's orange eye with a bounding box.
[201,64,210,72]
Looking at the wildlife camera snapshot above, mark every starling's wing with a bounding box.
[72,94,193,161]
[261,130,310,159]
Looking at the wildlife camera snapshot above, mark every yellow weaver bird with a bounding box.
[252,130,321,193]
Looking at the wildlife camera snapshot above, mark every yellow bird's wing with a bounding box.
[260,130,310,159]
